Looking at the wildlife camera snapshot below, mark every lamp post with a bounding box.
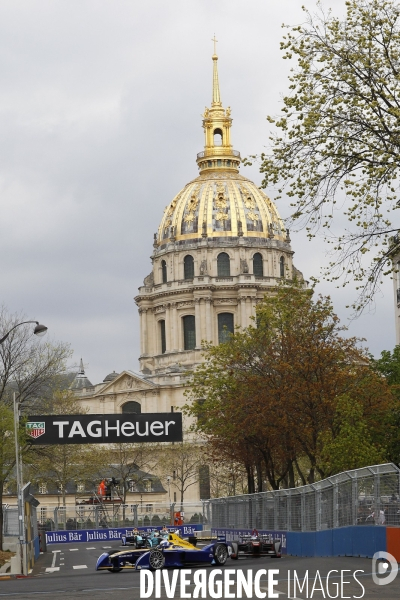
[1,320,48,575]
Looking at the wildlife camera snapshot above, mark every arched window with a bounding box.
[217,252,230,277]
[218,313,234,344]
[159,320,166,354]
[184,255,194,280]
[161,260,167,283]
[183,315,196,350]
[253,253,263,277]
[122,401,141,414]
[280,256,285,278]
[213,128,223,146]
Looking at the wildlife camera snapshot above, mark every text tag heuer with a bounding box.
[26,422,45,439]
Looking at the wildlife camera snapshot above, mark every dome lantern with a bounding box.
[196,42,240,175]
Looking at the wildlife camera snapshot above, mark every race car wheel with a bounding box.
[230,542,239,560]
[214,543,228,566]
[149,549,165,570]
[108,562,122,573]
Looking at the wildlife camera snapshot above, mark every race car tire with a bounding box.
[214,543,229,566]
[148,549,165,570]
[230,542,239,560]
[108,562,122,573]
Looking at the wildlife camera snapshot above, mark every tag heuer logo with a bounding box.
[26,422,45,439]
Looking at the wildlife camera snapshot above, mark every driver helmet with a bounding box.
[159,540,170,548]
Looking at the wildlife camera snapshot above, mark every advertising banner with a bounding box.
[45,523,203,544]
[26,413,183,444]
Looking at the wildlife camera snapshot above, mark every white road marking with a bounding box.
[52,550,61,553]
[45,567,60,573]
[73,565,88,569]
[51,552,57,568]
[69,548,79,551]
[102,546,112,549]
[86,547,96,550]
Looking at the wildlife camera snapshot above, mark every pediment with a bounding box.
[100,370,157,395]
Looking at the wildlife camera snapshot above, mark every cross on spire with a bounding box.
[212,34,218,56]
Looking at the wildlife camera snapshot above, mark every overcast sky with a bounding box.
[0,0,395,385]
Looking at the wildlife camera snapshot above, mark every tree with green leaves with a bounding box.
[319,394,385,474]
[372,345,400,465]
[255,0,400,310]
[185,285,392,488]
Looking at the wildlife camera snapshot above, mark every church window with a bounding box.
[217,159,222,166]
[227,160,231,166]
[218,313,234,344]
[253,253,263,277]
[39,483,48,495]
[161,260,167,283]
[213,128,223,146]
[217,252,230,276]
[160,320,166,354]
[184,255,194,279]
[122,401,141,414]
[183,315,196,350]
[280,256,285,277]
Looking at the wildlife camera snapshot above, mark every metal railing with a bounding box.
[4,501,207,533]
[210,463,400,531]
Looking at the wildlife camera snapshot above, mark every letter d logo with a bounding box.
[372,551,398,586]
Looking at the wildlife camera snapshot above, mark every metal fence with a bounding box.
[210,463,400,531]
[3,501,207,532]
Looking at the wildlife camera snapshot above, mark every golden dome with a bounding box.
[156,50,286,247]
[157,172,286,245]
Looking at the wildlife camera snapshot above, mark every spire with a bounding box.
[211,35,221,107]
[70,358,93,391]
[196,40,241,175]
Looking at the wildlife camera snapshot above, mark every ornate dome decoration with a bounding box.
[156,50,286,247]
[103,370,119,383]
[70,358,93,390]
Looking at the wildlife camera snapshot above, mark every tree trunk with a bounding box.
[246,465,255,494]
[256,462,263,492]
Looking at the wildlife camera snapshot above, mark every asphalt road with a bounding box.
[0,541,399,599]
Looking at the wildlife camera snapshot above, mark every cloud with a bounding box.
[0,0,394,384]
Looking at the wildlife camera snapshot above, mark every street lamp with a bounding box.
[0,321,47,344]
[1,320,48,575]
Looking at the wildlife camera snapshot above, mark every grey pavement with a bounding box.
[0,541,398,599]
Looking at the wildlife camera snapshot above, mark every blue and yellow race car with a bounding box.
[96,532,230,572]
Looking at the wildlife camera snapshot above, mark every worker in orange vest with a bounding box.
[97,480,106,497]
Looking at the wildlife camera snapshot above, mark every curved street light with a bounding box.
[0,321,48,345]
[0,320,48,575]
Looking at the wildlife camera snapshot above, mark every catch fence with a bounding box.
[4,501,206,533]
[210,463,400,531]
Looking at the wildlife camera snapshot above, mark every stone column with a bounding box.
[171,302,178,351]
[205,298,213,343]
[200,297,207,341]
[195,298,201,348]
[139,308,144,355]
[165,303,171,352]
[241,296,248,328]
[142,308,148,355]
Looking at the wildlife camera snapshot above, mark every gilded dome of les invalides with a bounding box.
[157,51,286,248]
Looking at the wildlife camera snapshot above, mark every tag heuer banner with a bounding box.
[26,413,183,445]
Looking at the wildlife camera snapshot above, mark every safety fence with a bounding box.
[210,463,400,531]
[4,501,207,533]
